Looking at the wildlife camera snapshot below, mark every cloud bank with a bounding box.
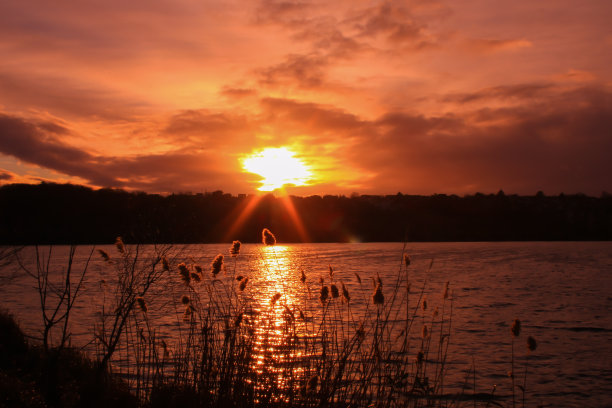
[0,0,610,195]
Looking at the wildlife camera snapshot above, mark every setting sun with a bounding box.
[242,147,313,191]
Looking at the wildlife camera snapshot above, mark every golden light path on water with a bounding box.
[248,245,308,404]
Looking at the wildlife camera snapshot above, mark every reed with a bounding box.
[4,231,540,408]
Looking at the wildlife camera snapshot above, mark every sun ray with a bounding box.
[279,195,309,243]
[222,194,263,243]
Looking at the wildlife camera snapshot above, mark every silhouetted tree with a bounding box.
[0,182,610,244]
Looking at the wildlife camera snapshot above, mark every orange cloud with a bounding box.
[0,0,610,196]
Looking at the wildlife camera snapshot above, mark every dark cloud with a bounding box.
[0,113,251,193]
[253,0,348,57]
[443,83,555,104]
[249,0,450,104]
[252,0,437,92]
[349,1,433,47]
[0,114,107,184]
[220,87,257,100]
[254,0,311,26]
[257,54,330,89]
[292,22,366,59]
[354,86,612,194]
[95,153,248,193]
[0,72,151,121]
[376,112,462,137]
[0,169,16,181]
[260,97,368,134]
[162,110,253,147]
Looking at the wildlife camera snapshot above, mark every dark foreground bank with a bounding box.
[0,310,137,408]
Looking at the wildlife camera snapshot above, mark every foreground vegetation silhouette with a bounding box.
[1,230,540,407]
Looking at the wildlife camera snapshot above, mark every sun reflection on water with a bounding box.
[246,244,310,403]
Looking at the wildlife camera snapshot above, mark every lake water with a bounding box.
[1,242,611,407]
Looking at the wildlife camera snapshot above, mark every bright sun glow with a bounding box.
[242,147,312,191]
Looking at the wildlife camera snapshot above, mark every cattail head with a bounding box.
[404,254,411,267]
[271,293,282,305]
[422,324,428,339]
[319,276,325,284]
[181,295,190,305]
[262,228,276,246]
[299,310,305,320]
[527,336,537,352]
[443,281,449,299]
[354,272,362,284]
[136,296,147,312]
[306,374,318,392]
[328,265,334,279]
[115,237,125,254]
[511,319,521,337]
[416,350,424,364]
[239,277,249,291]
[236,275,244,281]
[319,285,329,304]
[341,282,350,302]
[178,263,191,284]
[330,284,339,298]
[230,240,241,256]
[194,265,203,274]
[162,256,170,271]
[211,254,224,277]
[422,298,428,312]
[235,312,244,327]
[190,272,202,282]
[224,327,233,340]
[356,323,365,339]
[433,307,439,318]
[372,284,384,305]
[98,249,110,262]
[300,269,307,283]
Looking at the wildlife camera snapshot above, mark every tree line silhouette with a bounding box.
[0,182,610,244]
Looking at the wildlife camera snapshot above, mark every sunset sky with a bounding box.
[0,0,610,196]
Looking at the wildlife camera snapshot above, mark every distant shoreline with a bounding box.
[4,240,612,247]
[1,182,610,245]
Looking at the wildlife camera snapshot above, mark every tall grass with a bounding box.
[5,232,539,408]
[91,235,462,407]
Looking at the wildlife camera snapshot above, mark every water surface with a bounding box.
[1,242,611,407]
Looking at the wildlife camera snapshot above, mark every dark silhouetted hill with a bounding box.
[0,183,610,244]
